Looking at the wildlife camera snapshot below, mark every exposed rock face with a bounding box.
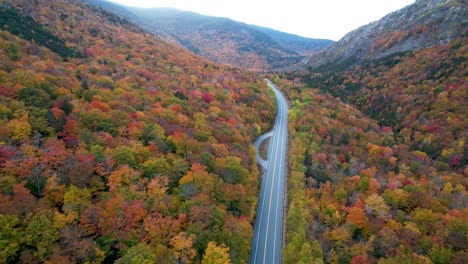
[307,0,467,68]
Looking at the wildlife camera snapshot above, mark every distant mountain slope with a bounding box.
[130,7,305,71]
[85,0,333,71]
[250,25,334,55]
[307,0,467,69]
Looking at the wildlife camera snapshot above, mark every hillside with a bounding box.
[130,7,303,71]
[85,0,334,71]
[250,25,333,56]
[307,0,467,69]
[0,0,276,263]
[281,30,467,264]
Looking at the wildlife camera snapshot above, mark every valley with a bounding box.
[85,0,334,71]
[0,0,466,263]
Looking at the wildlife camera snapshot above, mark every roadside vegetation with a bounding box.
[282,37,467,263]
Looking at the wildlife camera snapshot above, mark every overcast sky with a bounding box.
[107,0,415,40]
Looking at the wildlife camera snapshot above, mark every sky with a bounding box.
[107,0,415,41]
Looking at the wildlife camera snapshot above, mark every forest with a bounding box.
[281,36,467,263]
[0,0,466,263]
[0,0,275,263]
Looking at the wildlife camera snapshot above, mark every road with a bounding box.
[249,79,288,264]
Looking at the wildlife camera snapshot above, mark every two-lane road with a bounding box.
[249,79,288,264]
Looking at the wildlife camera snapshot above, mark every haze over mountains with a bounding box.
[85,0,334,71]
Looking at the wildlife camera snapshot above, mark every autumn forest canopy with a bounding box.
[0,0,274,263]
[0,0,466,263]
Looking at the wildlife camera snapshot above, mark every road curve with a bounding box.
[249,79,288,264]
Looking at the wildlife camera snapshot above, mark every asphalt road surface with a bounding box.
[249,79,288,264]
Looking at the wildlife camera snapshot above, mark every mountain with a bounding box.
[130,7,304,71]
[250,25,333,55]
[0,0,276,263]
[84,0,334,71]
[307,0,467,69]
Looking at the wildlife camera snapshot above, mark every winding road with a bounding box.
[249,79,288,264]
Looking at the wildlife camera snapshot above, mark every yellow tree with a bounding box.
[7,114,31,142]
[365,194,390,220]
[202,242,231,264]
[169,232,197,264]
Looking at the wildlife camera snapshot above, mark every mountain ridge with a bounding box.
[249,24,333,55]
[85,0,334,71]
[306,0,467,69]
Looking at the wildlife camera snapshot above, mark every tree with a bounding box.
[214,156,248,184]
[99,195,146,241]
[344,201,369,230]
[220,215,252,263]
[143,157,170,177]
[179,163,216,199]
[5,183,37,217]
[115,243,156,264]
[146,176,169,210]
[144,214,180,245]
[107,165,140,192]
[170,132,199,158]
[0,214,22,263]
[7,115,31,142]
[60,117,79,148]
[350,254,372,264]
[169,232,197,264]
[365,194,390,220]
[378,252,433,264]
[202,242,231,264]
[23,211,60,261]
[382,189,409,210]
[54,225,104,263]
[113,146,136,167]
[60,154,95,187]
[428,245,455,264]
[324,226,352,248]
[411,208,439,235]
[63,185,92,215]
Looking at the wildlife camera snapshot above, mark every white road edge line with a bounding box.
[263,100,281,264]
[273,93,286,263]
[253,84,277,263]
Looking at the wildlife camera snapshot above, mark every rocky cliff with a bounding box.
[307,0,467,69]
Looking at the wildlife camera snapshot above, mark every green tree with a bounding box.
[143,157,170,177]
[115,243,157,264]
[214,156,248,184]
[23,212,59,261]
[428,245,454,264]
[5,42,20,61]
[0,214,22,263]
[113,146,136,167]
[63,185,92,215]
[412,208,439,235]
